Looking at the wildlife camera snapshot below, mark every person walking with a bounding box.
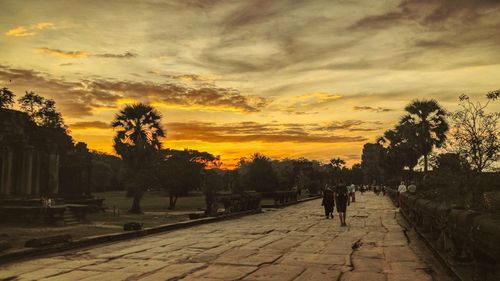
[397,181,407,208]
[334,180,349,226]
[321,186,334,219]
[348,184,356,203]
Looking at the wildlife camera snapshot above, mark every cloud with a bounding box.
[0,65,268,117]
[165,121,367,143]
[275,92,343,114]
[353,106,393,113]
[87,79,268,113]
[167,74,217,82]
[36,48,139,59]
[319,120,383,132]
[5,22,54,37]
[35,47,89,58]
[70,121,110,129]
[351,0,500,30]
[5,26,35,37]
[94,51,138,58]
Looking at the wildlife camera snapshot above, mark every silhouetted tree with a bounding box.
[426,153,471,205]
[18,91,44,122]
[0,87,14,108]
[361,143,387,184]
[401,99,449,173]
[156,149,218,209]
[451,91,499,172]
[203,169,224,215]
[112,103,164,214]
[382,125,420,173]
[18,91,65,128]
[246,153,278,192]
[450,91,499,208]
[272,159,296,190]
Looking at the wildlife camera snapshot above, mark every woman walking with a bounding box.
[335,180,349,226]
[322,186,334,219]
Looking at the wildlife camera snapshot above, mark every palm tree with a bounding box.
[112,103,165,213]
[401,99,449,173]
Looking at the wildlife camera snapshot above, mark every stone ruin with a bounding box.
[0,108,101,225]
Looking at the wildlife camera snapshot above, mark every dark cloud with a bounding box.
[353,106,393,113]
[59,62,78,66]
[319,120,383,132]
[165,74,213,82]
[221,0,306,29]
[70,121,110,129]
[165,121,367,143]
[321,120,363,131]
[0,65,268,117]
[35,47,88,58]
[94,51,138,58]
[412,39,458,50]
[87,79,268,112]
[351,0,500,30]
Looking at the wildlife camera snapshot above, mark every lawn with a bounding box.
[94,190,206,213]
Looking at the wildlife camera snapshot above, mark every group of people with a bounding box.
[321,180,418,226]
[321,180,356,226]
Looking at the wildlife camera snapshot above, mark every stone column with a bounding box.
[0,147,13,196]
[20,145,34,196]
[32,151,41,197]
[48,153,60,195]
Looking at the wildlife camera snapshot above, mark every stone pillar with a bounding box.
[0,147,13,196]
[32,151,41,197]
[48,153,59,195]
[20,145,34,196]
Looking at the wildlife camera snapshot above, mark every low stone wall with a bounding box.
[261,191,298,207]
[386,188,500,281]
[209,193,261,216]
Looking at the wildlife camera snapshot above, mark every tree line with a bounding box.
[361,91,499,208]
[3,86,497,211]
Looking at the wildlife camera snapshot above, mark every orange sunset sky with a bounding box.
[1,0,499,168]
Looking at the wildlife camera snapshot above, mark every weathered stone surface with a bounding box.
[352,256,390,272]
[278,252,346,267]
[0,193,450,281]
[137,263,206,281]
[384,246,419,262]
[387,269,433,281]
[242,264,304,281]
[184,264,257,280]
[294,268,342,281]
[341,271,386,281]
[39,270,101,281]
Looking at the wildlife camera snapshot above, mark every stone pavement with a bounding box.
[0,193,453,281]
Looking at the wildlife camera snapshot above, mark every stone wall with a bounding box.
[386,188,500,281]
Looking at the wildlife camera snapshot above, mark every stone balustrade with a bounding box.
[261,191,298,207]
[386,188,500,281]
[208,192,261,216]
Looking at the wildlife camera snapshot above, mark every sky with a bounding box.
[1,0,499,168]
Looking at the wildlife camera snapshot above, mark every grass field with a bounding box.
[94,190,206,213]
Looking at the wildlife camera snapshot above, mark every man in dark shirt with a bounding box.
[334,180,350,226]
